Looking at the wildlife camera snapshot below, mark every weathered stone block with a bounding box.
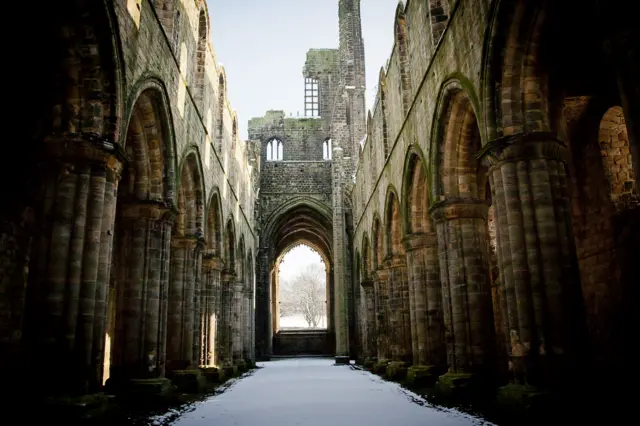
[406,365,437,387]
[169,370,207,393]
[386,361,408,381]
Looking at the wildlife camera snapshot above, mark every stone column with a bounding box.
[167,236,203,370]
[403,233,446,369]
[360,279,377,359]
[25,137,124,394]
[243,286,253,361]
[218,271,236,365]
[232,278,245,361]
[384,256,412,363]
[430,200,496,380]
[481,132,587,386]
[110,202,174,384]
[201,253,223,366]
[374,268,391,360]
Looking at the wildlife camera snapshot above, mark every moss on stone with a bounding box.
[363,357,377,370]
[373,359,390,375]
[386,361,408,381]
[169,369,207,393]
[406,365,437,387]
[496,383,550,413]
[436,372,475,397]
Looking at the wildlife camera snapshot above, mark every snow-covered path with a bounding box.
[164,358,491,426]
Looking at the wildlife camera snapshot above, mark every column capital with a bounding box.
[383,255,406,269]
[402,232,438,252]
[202,253,224,271]
[478,131,568,168]
[222,271,237,282]
[429,199,488,222]
[171,235,203,249]
[120,200,176,222]
[360,279,375,289]
[373,268,390,281]
[44,134,128,176]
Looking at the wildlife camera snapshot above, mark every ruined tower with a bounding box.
[252,0,366,361]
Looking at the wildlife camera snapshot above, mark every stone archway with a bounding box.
[107,86,176,389]
[431,83,496,381]
[6,0,123,396]
[402,149,446,371]
[383,188,411,363]
[166,151,205,372]
[256,201,334,359]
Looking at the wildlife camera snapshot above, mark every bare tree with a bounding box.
[280,264,326,328]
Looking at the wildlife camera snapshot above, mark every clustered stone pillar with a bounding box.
[430,201,496,379]
[110,202,173,384]
[385,256,412,363]
[482,132,587,387]
[218,271,236,365]
[201,253,223,366]
[374,268,391,360]
[167,236,204,370]
[360,279,377,359]
[25,137,123,394]
[403,233,445,369]
[242,285,253,362]
[232,277,245,362]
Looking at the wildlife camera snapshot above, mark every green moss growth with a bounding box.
[363,357,377,370]
[406,365,437,387]
[386,361,409,381]
[373,359,390,376]
[496,383,550,413]
[436,372,475,397]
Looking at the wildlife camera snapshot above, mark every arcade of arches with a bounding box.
[0,0,637,418]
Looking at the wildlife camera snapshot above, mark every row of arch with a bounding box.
[354,0,638,391]
[153,1,238,156]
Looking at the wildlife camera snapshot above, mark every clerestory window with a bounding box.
[266,139,284,161]
[304,77,319,117]
[323,138,332,160]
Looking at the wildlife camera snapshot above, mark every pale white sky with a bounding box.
[209,0,398,140]
[278,245,325,281]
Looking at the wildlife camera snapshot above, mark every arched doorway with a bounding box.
[256,202,334,358]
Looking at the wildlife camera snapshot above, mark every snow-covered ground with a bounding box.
[165,358,493,426]
[279,314,327,329]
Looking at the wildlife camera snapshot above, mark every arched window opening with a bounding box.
[323,138,332,160]
[278,245,327,329]
[194,8,208,109]
[429,0,450,45]
[172,9,181,51]
[266,138,283,161]
[598,106,638,211]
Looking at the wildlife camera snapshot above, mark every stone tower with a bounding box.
[251,0,366,361]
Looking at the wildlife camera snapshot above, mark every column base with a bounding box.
[200,367,223,384]
[363,357,378,370]
[244,358,256,369]
[233,359,248,373]
[373,359,390,375]
[386,361,409,381]
[168,370,207,393]
[436,372,477,397]
[334,355,350,365]
[125,378,172,397]
[496,383,551,413]
[221,363,238,379]
[43,393,110,420]
[406,365,438,387]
